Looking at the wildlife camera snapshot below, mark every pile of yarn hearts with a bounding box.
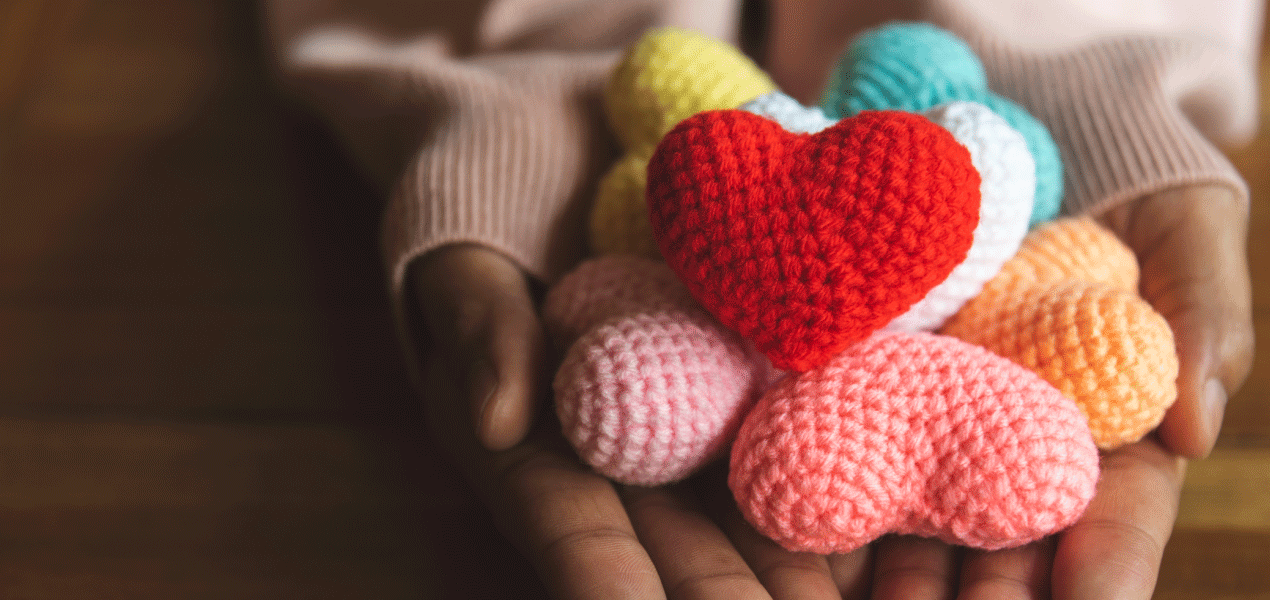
[543,23,1178,554]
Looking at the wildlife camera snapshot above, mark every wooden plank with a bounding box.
[1157,529,1270,600]
[0,417,425,598]
[0,416,547,599]
[0,0,47,121]
[1177,448,1270,531]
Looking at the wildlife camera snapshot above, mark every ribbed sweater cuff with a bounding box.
[378,54,619,387]
[961,34,1250,217]
[382,51,619,346]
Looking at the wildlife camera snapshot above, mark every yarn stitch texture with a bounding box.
[548,26,1151,551]
[729,330,1099,554]
[740,91,837,134]
[648,108,981,371]
[591,28,776,256]
[887,101,1034,331]
[739,95,1036,331]
[822,22,1063,226]
[942,218,1179,448]
[544,255,772,485]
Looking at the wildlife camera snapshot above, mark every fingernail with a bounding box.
[1204,378,1228,440]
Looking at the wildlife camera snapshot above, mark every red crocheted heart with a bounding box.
[647,109,981,371]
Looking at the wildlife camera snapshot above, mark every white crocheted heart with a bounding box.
[739,91,835,133]
[742,94,1036,332]
[888,101,1036,331]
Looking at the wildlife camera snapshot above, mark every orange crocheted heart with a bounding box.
[647,109,981,371]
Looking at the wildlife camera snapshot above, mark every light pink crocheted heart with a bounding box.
[545,256,777,486]
[729,331,1098,553]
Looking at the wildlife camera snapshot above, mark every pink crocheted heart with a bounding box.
[647,109,981,371]
[729,331,1098,553]
[545,256,776,486]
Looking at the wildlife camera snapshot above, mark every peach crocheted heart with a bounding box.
[647,109,981,371]
[941,217,1178,449]
[729,331,1099,554]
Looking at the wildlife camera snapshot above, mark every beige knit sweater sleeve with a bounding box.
[264,0,741,292]
[766,0,1261,217]
[941,0,1261,216]
[265,0,1261,301]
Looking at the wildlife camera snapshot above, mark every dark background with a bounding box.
[1,2,1267,597]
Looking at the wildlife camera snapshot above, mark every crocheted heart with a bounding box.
[740,95,1035,332]
[544,256,776,485]
[591,28,777,256]
[542,254,697,344]
[959,216,1140,296]
[942,218,1178,449]
[944,282,1177,449]
[648,109,981,371]
[891,101,1033,330]
[729,331,1099,554]
[739,91,837,134]
[822,22,1063,226]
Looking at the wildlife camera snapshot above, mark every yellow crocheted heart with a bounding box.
[942,217,1179,449]
[591,28,777,256]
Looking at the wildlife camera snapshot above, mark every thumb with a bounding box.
[1102,185,1255,458]
[411,244,547,451]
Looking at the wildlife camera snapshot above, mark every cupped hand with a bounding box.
[1101,183,1255,459]
[413,244,659,599]
[409,181,1253,599]
[823,183,1253,600]
[411,244,845,599]
[1047,183,1255,599]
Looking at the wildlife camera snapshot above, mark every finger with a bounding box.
[1051,440,1187,600]
[423,353,666,600]
[412,243,546,450]
[495,443,665,600]
[871,535,960,600]
[1101,185,1255,457]
[622,483,773,600]
[826,548,873,600]
[1158,304,1248,458]
[956,538,1055,600]
[692,465,841,600]
[412,245,668,598]
[720,516,841,600]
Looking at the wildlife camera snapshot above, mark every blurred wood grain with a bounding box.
[1,1,1267,598]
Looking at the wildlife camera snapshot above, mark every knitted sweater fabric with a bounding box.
[263,0,1261,371]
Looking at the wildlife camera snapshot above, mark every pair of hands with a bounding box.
[412,183,1253,599]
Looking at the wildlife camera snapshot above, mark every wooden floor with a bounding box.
[1,2,1267,598]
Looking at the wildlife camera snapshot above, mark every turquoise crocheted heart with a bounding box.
[821,22,1063,226]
